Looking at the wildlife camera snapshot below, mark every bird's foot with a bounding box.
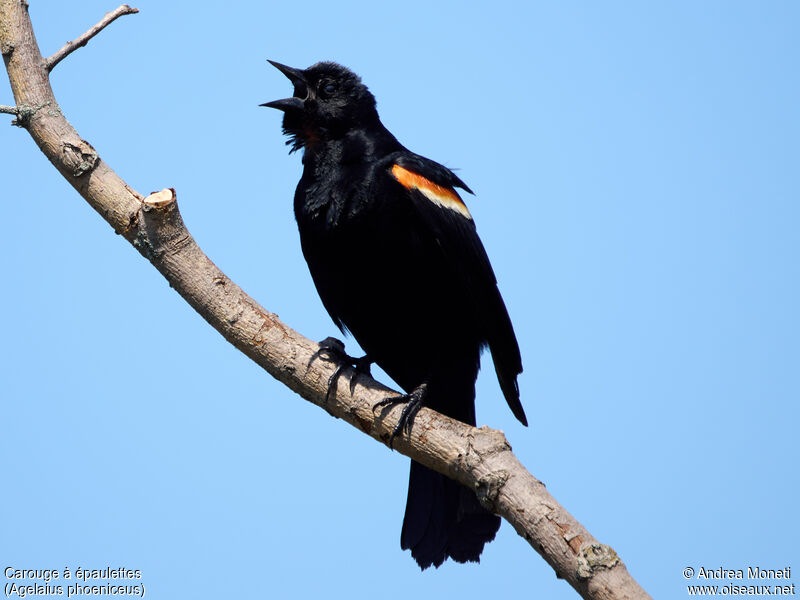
[373,382,428,449]
[309,337,373,403]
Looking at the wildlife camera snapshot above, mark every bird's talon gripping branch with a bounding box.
[348,354,374,395]
[309,337,372,403]
[373,382,428,448]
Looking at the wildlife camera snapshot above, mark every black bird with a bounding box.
[262,60,527,569]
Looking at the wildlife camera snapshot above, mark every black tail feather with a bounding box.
[401,460,500,570]
[487,291,527,426]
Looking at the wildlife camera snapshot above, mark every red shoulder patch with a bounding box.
[391,164,472,219]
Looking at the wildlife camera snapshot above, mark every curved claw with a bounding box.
[349,355,373,395]
[309,337,373,403]
[373,382,428,448]
[308,336,346,371]
[326,364,346,403]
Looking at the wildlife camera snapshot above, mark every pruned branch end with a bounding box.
[143,188,176,210]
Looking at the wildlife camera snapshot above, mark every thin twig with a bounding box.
[45,4,139,72]
[0,105,18,115]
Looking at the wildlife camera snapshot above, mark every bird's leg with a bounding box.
[373,382,428,449]
[308,336,373,403]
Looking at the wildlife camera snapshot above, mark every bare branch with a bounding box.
[0,3,652,600]
[0,104,17,114]
[44,4,138,71]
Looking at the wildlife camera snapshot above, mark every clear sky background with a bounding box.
[1,2,797,599]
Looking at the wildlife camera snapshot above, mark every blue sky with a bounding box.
[1,2,797,598]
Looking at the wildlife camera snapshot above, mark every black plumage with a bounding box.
[263,60,526,569]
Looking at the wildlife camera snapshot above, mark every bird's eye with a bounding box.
[321,82,337,97]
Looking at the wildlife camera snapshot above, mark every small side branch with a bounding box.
[0,105,18,115]
[45,4,139,72]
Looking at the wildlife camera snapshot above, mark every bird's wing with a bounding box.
[381,152,527,426]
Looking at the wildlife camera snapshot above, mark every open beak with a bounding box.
[267,60,306,86]
[260,60,307,111]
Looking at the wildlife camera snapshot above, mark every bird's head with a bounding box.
[262,60,379,152]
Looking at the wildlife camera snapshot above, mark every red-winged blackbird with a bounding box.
[263,60,527,569]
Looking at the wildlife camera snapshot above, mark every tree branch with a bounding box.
[44,4,138,71]
[0,3,651,599]
[0,103,16,113]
